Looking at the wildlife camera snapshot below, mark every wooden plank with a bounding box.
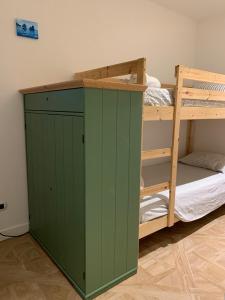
[114,91,131,278]
[181,107,225,120]
[127,92,143,271]
[62,116,85,288]
[141,148,171,160]
[136,58,146,84]
[20,78,146,94]
[182,87,225,101]
[45,115,56,255]
[139,216,180,239]
[139,216,168,239]
[83,79,146,92]
[140,182,170,197]
[161,83,176,89]
[85,88,103,293]
[182,65,225,85]
[25,114,38,238]
[168,65,184,227]
[143,106,225,121]
[74,58,146,81]
[54,116,67,269]
[143,106,174,121]
[101,90,117,284]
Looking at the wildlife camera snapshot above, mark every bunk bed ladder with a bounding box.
[168,65,184,226]
[140,65,184,228]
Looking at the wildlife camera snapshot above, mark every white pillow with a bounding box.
[146,74,161,88]
[129,73,161,88]
[179,151,225,173]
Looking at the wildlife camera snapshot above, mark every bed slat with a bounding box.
[182,87,225,101]
[141,148,171,160]
[139,215,179,239]
[140,181,169,197]
[181,66,225,85]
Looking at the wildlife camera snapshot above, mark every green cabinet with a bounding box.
[24,87,142,299]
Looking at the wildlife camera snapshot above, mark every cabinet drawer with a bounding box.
[24,89,84,112]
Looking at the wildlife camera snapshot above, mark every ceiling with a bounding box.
[151,0,225,21]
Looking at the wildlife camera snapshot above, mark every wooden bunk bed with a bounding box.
[73,58,225,240]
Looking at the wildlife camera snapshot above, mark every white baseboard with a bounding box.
[0,223,29,242]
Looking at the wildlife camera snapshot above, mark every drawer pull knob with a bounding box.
[46,97,49,101]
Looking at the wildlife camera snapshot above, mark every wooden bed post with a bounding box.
[136,58,146,85]
[186,120,194,154]
[168,65,184,227]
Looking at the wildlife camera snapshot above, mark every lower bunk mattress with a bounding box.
[140,162,225,223]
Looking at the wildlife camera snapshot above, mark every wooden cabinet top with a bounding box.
[20,78,146,94]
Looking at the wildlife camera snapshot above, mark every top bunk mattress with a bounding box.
[144,87,225,107]
[140,162,225,223]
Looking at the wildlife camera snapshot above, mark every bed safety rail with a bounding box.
[177,66,225,103]
[74,58,146,84]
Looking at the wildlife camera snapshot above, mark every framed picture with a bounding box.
[16,19,39,39]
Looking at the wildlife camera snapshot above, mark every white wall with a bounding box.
[194,15,225,154]
[0,0,197,239]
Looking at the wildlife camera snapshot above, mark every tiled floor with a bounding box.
[0,206,225,299]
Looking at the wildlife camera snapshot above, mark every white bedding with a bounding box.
[140,162,225,223]
[144,87,225,107]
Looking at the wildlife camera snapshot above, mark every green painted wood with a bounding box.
[54,116,66,268]
[25,87,142,299]
[114,91,131,277]
[84,88,103,293]
[25,89,84,112]
[25,112,85,291]
[25,114,37,235]
[127,92,142,270]
[101,89,117,285]
[84,88,142,295]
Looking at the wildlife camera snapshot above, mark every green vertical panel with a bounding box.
[84,88,103,293]
[37,115,47,244]
[44,115,56,252]
[25,111,85,292]
[25,114,36,234]
[114,91,131,277]
[85,88,142,296]
[62,116,74,272]
[127,92,142,270]
[26,113,46,240]
[54,115,85,290]
[54,115,66,268]
[70,116,85,288]
[101,90,117,284]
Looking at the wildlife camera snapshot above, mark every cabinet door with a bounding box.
[25,113,85,290]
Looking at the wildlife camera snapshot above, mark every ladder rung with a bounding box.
[141,148,171,160]
[140,181,170,197]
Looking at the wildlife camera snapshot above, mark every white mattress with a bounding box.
[140,162,225,223]
[144,87,225,107]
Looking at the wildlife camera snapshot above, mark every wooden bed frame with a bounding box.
[74,57,225,240]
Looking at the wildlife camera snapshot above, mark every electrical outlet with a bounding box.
[0,202,7,211]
